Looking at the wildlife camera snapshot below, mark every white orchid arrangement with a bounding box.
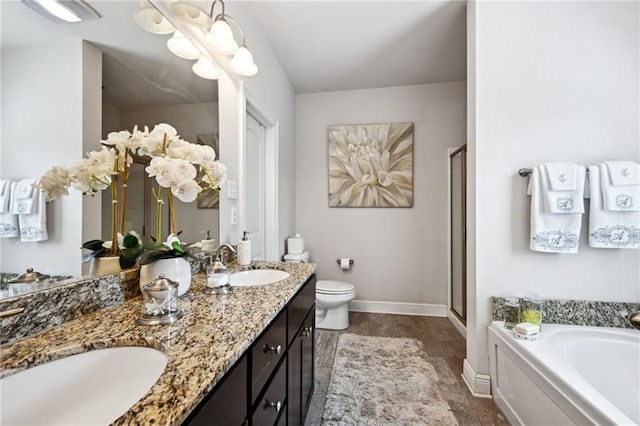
[37,123,227,265]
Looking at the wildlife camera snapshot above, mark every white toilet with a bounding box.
[315,280,356,330]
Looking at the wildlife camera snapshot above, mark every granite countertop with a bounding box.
[0,261,316,425]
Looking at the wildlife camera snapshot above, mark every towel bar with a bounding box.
[519,167,590,177]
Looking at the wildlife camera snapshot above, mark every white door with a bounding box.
[245,113,266,260]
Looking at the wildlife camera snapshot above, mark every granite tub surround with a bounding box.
[492,297,640,328]
[0,262,316,425]
[1,269,141,344]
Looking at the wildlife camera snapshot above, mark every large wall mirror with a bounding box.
[0,1,219,299]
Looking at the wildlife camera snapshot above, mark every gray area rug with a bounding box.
[321,334,458,426]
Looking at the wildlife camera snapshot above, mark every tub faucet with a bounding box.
[629,311,640,330]
[214,243,237,265]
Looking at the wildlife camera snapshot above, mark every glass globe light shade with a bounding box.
[228,46,258,77]
[205,20,239,56]
[192,56,220,80]
[170,2,212,29]
[167,31,201,60]
[134,1,175,34]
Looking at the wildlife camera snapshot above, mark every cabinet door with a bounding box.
[287,332,302,426]
[184,355,248,426]
[300,311,315,420]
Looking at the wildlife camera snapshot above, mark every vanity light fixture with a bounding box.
[134,0,175,35]
[21,0,100,24]
[204,0,258,77]
[134,0,258,80]
[192,55,220,80]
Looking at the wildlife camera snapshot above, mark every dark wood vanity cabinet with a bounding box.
[183,274,316,426]
[288,309,315,426]
[183,355,248,426]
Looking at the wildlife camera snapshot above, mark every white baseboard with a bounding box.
[348,300,448,317]
[462,358,492,398]
[447,312,466,338]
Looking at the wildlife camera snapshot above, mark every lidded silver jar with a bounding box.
[137,274,183,325]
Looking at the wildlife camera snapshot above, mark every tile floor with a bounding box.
[304,312,509,426]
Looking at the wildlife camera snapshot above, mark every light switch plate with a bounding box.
[227,180,238,200]
[231,207,238,225]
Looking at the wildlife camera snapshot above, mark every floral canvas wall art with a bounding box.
[328,122,413,207]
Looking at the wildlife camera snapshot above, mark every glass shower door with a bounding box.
[450,145,466,324]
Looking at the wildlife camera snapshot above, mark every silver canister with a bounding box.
[137,274,183,325]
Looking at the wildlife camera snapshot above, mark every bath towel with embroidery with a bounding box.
[588,165,640,249]
[528,166,583,253]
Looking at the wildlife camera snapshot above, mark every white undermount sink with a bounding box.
[230,269,290,287]
[0,346,167,425]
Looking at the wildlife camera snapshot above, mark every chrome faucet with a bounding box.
[629,311,640,330]
[214,243,237,265]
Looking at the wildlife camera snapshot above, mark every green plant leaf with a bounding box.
[82,239,105,252]
[123,234,140,249]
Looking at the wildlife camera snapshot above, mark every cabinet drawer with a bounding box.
[252,311,286,403]
[287,275,316,344]
[251,361,286,426]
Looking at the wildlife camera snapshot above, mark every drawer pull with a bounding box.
[301,326,313,337]
[265,399,282,412]
[263,344,282,355]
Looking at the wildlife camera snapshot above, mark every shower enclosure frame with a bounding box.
[449,144,467,325]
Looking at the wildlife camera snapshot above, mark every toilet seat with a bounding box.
[317,280,354,295]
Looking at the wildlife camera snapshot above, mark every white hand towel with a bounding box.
[18,188,48,242]
[0,180,11,213]
[12,179,36,215]
[588,165,640,249]
[604,161,640,185]
[540,164,585,214]
[0,182,20,238]
[600,163,640,211]
[543,162,578,191]
[528,166,582,253]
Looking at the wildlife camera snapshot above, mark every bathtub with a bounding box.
[488,322,639,425]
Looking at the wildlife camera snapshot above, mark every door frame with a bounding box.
[447,145,467,338]
[243,92,279,262]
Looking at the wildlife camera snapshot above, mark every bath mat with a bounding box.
[321,334,458,426]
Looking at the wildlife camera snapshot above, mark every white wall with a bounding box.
[0,41,102,276]
[466,0,640,391]
[230,5,298,257]
[117,102,219,244]
[296,82,466,307]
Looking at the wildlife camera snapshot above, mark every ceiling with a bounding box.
[1,1,466,103]
[0,1,217,109]
[235,1,467,94]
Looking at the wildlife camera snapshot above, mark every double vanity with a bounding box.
[0,262,317,425]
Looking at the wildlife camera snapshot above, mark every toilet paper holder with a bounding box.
[336,259,354,265]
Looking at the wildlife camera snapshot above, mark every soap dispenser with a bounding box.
[237,231,251,269]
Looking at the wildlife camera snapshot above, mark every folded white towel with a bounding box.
[588,165,640,249]
[12,179,36,215]
[540,164,585,214]
[544,162,579,191]
[600,163,640,212]
[528,166,582,253]
[0,180,11,213]
[18,188,48,242]
[0,182,19,238]
[604,161,640,186]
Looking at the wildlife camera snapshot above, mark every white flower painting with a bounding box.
[328,122,413,207]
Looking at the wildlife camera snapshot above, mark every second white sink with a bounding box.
[230,269,290,287]
[0,346,167,425]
